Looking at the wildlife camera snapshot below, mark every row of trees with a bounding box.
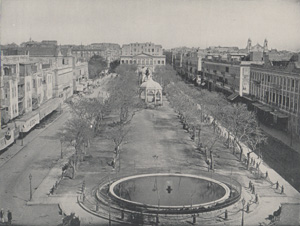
[58,64,144,178]
[164,73,267,170]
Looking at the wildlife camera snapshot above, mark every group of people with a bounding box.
[0,208,12,225]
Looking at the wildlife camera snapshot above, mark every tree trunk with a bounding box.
[227,132,230,148]
[247,152,250,170]
[197,128,201,147]
[236,141,243,161]
[192,127,196,140]
[210,150,214,170]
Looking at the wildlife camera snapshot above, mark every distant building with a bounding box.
[120,42,166,72]
[172,49,207,83]
[72,43,121,63]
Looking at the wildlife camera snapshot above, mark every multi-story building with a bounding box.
[121,42,163,56]
[120,42,166,72]
[73,59,89,93]
[71,43,121,63]
[27,46,74,100]
[249,53,300,136]
[201,57,255,101]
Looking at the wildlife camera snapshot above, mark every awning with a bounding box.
[15,111,40,133]
[270,111,288,118]
[252,102,263,108]
[252,102,273,112]
[39,98,63,120]
[227,93,239,101]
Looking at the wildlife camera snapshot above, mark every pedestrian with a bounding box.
[252,185,255,194]
[281,185,284,194]
[276,181,279,189]
[255,194,259,203]
[249,181,252,189]
[7,210,12,225]
[0,208,4,223]
[265,171,268,178]
[224,209,228,220]
[246,203,250,212]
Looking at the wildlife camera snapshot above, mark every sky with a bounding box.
[1,0,300,51]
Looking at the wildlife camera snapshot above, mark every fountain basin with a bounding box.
[109,173,231,210]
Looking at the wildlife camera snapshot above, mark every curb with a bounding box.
[77,196,132,225]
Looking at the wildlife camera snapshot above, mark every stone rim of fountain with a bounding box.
[109,173,231,209]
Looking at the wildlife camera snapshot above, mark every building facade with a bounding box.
[0,46,89,150]
[249,54,300,136]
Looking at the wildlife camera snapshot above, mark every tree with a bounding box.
[221,103,265,162]
[67,98,110,134]
[108,64,145,123]
[105,122,131,171]
[57,117,93,178]
[245,125,268,169]
[152,65,179,90]
[88,55,107,79]
[109,59,120,73]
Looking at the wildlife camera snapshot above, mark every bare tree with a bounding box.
[57,117,93,178]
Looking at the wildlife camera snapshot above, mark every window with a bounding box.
[152,49,154,52]
[162,60,164,64]
[33,79,36,88]
[158,60,160,64]
[121,60,124,64]
[292,79,295,88]
[226,67,229,73]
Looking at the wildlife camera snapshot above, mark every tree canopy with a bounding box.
[88,55,107,79]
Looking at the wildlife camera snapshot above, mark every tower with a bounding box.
[263,39,268,52]
[247,38,252,53]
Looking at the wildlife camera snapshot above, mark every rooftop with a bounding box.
[140,78,162,90]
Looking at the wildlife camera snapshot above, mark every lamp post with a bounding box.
[21,127,24,146]
[29,174,32,201]
[60,139,63,159]
[241,198,245,226]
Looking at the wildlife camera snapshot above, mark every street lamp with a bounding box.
[60,139,63,159]
[241,198,245,226]
[29,174,32,201]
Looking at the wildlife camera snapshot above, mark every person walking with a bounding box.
[7,210,12,225]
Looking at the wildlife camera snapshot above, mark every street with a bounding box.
[0,107,70,225]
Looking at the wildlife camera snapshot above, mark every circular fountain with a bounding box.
[100,173,238,214]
